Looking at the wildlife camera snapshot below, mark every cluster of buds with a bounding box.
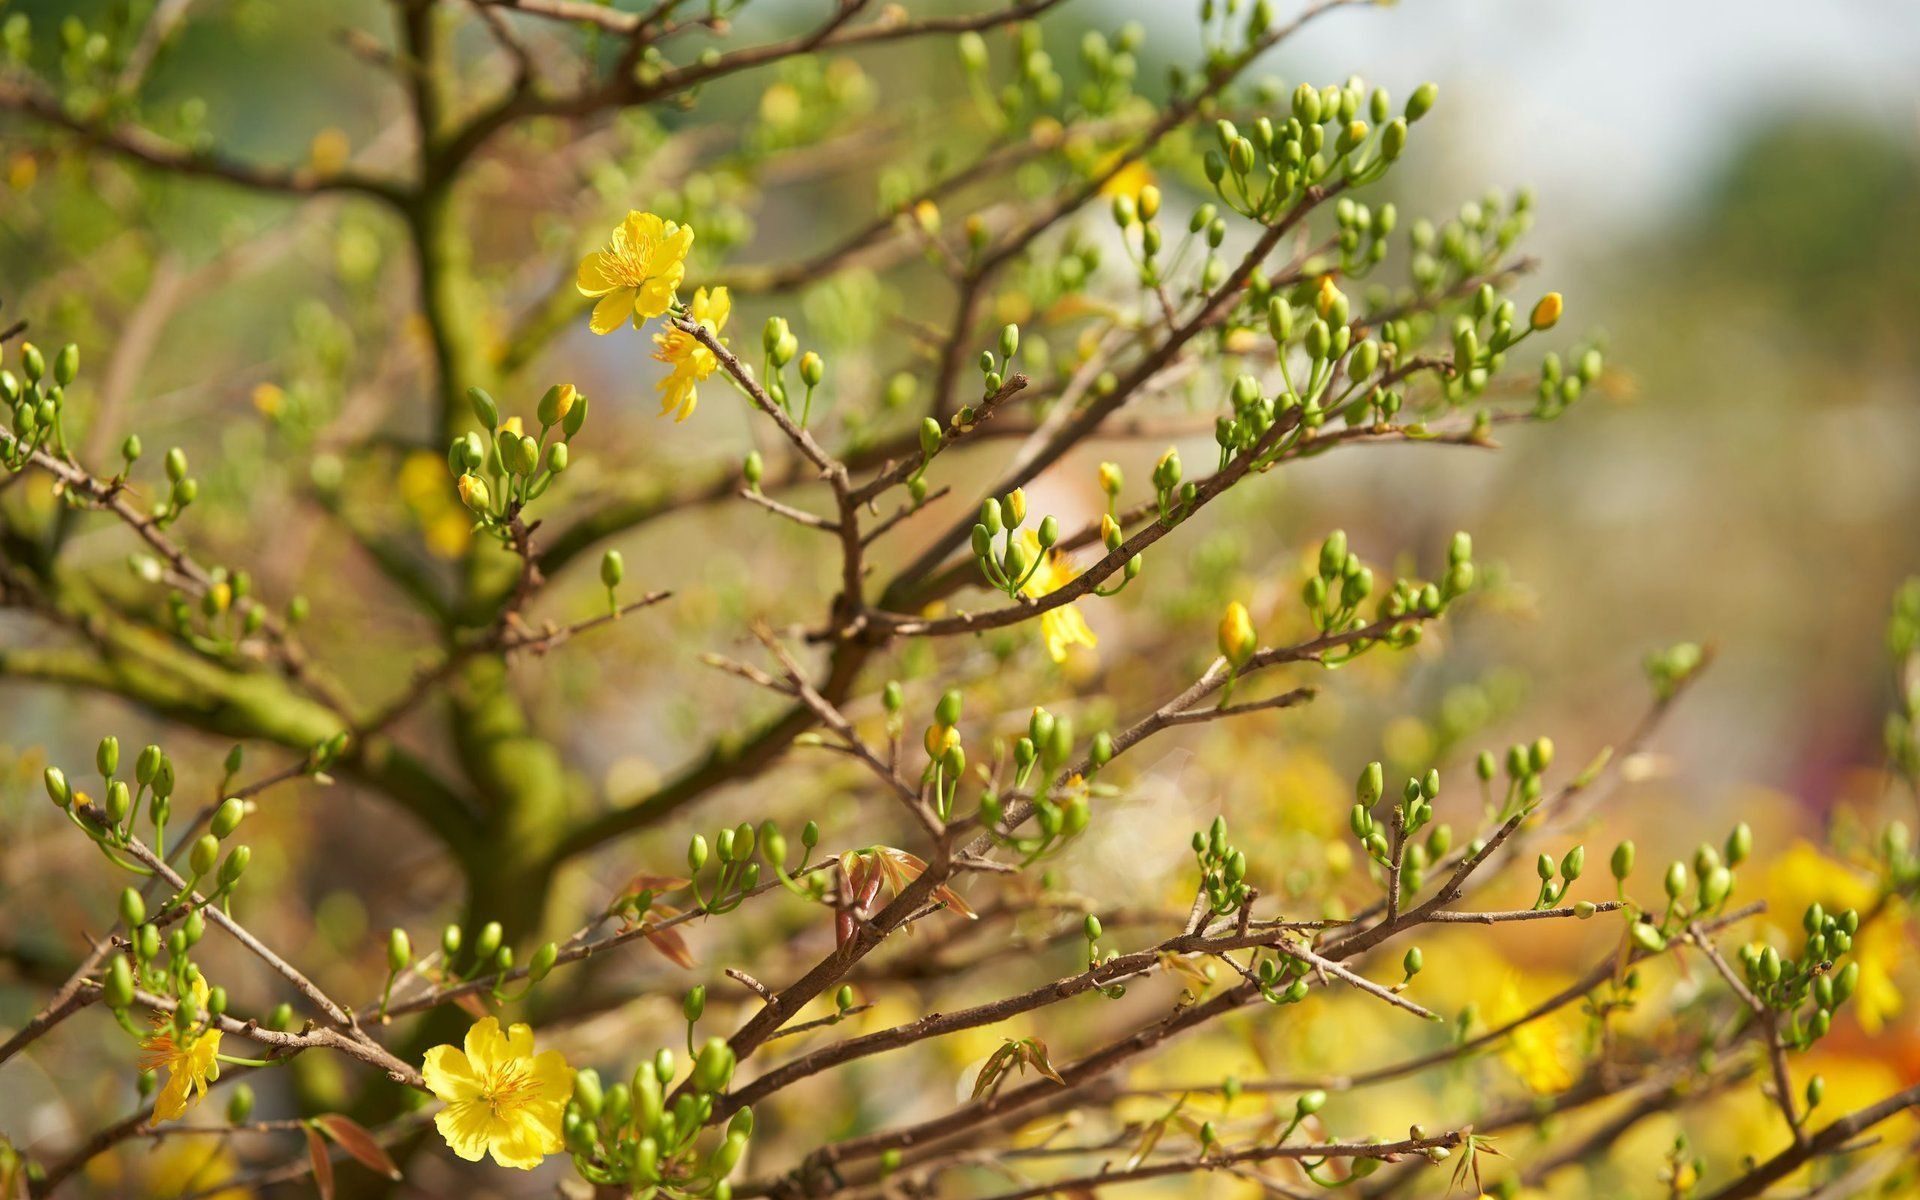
[975,323,1021,401]
[1349,763,1450,898]
[1193,816,1254,917]
[565,1040,750,1197]
[1441,282,1565,404]
[450,384,584,533]
[49,738,252,1051]
[969,487,1059,598]
[1408,188,1535,296]
[1626,822,1752,950]
[1474,734,1555,821]
[979,705,1098,863]
[1533,342,1604,419]
[1202,77,1429,224]
[1301,528,1473,649]
[2,339,80,470]
[1332,195,1397,276]
[1532,843,1585,910]
[920,688,969,820]
[687,822,765,915]
[760,317,825,425]
[1738,902,1862,1051]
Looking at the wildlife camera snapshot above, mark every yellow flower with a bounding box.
[577,211,695,335]
[140,977,222,1124]
[1019,531,1096,664]
[1491,973,1576,1094]
[1096,153,1155,201]
[1218,601,1256,666]
[423,1017,571,1170]
[650,286,731,422]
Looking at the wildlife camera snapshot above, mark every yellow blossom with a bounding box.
[251,382,285,417]
[1019,531,1096,664]
[577,211,694,335]
[650,286,731,422]
[423,1017,571,1170]
[1491,973,1576,1094]
[1096,153,1154,202]
[140,976,222,1124]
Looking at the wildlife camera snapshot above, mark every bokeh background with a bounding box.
[3,0,1918,1195]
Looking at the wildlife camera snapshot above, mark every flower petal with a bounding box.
[634,275,679,321]
[434,1100,493,1162]
[575,251,619,297]
[422,1044,482,1103]
[590,288,635,336]
[461,1016,508,1077]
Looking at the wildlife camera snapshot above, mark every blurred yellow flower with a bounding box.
[577,211,694,335]
[1097,154,1154,201]
[140,977,221,1123]
[1019,531,1096,664]
[423,1017,571,1170]
[1492,973,1576,1094]
[651,286,730,422]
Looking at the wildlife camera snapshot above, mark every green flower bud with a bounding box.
[1726,822,1752,867]
[919,417,943,459]
[190,834,220,877]
[1084,914,1103,942]
[218,845,251,887]
[211,798,245,839]
[1560,845,1584,881]
[388,928,412,974]
[96,736,120,778]
[472,921,503,964]
[573,1068,605,1118]
[936,688,963,727]
[104,954,135,1010]
[1664,861,1688,899]
[119,887,146,928]
[44,766,70,808]
[1403,946,1423,977]
[1611,840,1636,881]
[1629,922,1667,953]
[468,387,500,429]
[600,549,624,590]
[685,984,707,1023]
[1405,82,1438,122]
[693,1036,736,1094]
[799,351,824,388]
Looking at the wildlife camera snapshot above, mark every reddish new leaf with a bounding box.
[314,1114,401,1181]
[305,1126,334,1200]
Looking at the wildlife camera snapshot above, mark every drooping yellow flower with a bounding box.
[140,977,222,1124]
[577,211,695,335]
[1019,531,1096,664]
[423,1017,571,1170]
[650,286,731,422]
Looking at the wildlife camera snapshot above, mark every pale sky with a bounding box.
[1133,0,1920,239]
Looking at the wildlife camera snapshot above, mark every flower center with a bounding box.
[602,235,659,289]
[482,1062,539,1117]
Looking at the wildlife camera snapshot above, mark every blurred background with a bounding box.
[3,0,1918,1195]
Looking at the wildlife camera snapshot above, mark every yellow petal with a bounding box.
[575,251,618,297]
[622,210,666,247]
[635,275,679,321]
[528,1049,574,1103]
[486,1111,562,1170]
[589,288,635,336]
[151,1066,193,1123]
[422,1044,483,1103]
[702,285,731,331]
[434,1100,493,1162]
[461,1016,509,1077]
